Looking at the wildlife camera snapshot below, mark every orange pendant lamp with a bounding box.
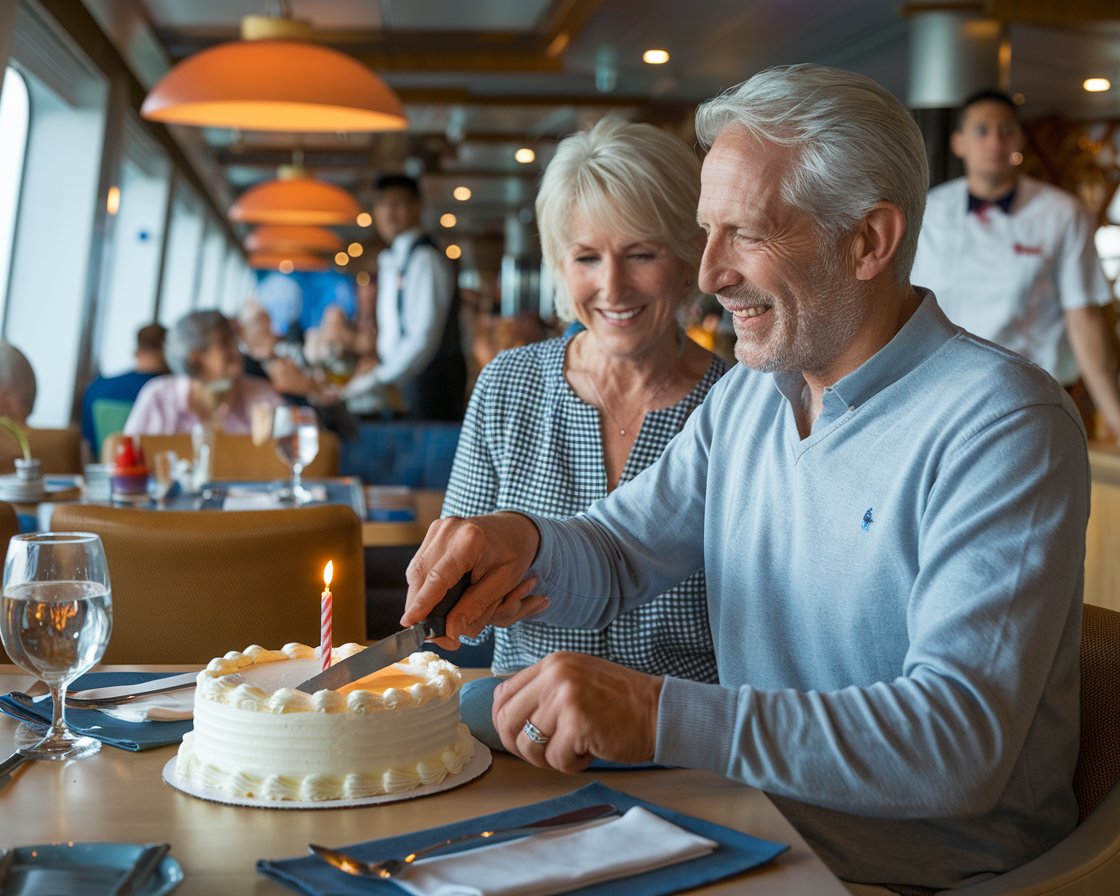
[230,166,363,226]
[244,224,344,254]
[248,250,330,273]
[140,8,406,133]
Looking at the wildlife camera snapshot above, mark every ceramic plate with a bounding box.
[0,842,183,895]
[162,740,492,810]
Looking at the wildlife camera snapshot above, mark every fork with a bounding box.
[310,802,618,879]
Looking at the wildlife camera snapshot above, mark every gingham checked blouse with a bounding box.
[442,333,728,681]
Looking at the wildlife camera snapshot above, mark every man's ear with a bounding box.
[851,202,906,282]
[949,130,965,160]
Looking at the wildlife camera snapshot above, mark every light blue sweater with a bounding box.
[529,293,1088,890]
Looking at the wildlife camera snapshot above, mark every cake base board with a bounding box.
[161,740,491,810]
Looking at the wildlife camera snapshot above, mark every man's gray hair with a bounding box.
[165,309,233,376]
[536,117,703,320]
[695,64,927,285]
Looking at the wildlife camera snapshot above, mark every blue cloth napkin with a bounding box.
[0,671,193,751]
[459,677,663,771]
[258,781,788,896]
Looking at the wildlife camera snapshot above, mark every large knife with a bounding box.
[296,573,471,693]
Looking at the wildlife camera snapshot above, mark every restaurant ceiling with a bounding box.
[73,0,1120,266]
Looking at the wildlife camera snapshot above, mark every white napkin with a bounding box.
[98,690,195,722]
[221,492,281,510]
[393,806,717,896]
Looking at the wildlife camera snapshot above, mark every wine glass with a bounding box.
[271,405,319,504]
[0,532,113,760]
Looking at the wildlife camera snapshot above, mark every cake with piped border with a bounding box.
[174,643,475,801]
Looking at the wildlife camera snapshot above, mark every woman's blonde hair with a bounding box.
[535,118,703,320]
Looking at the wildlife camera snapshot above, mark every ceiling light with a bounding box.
[249,250,328,272]
[453,186,472,201]
[356,270,371,286]
[446,244,462,260]
[230,172,362,226]
[440,213,457,228]
[355,212,372,227]
[244,225,343,254]
[347,242,363,257]
[643,49,670,65]
[1084,77,1111,93]
[106,186,121,216]
[334,251,349,265]
[514,147,535,164]
[140,7,407,133]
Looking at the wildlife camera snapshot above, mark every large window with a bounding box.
[0,67,29,323]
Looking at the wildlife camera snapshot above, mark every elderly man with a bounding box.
[403,65,1087,891]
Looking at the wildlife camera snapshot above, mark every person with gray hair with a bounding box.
[124,309,280,435]
[0,341,36,423]
[401,64,1088,891]
[443,117,727,708]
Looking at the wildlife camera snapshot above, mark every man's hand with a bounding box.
[402,512,545,647]
[492,653,663,773]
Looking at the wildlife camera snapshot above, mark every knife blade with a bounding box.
[296,573,471,693]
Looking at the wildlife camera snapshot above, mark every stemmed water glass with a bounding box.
[270,405,320,504]
[0,532,113,760]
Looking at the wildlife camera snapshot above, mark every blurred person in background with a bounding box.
[80,322,168,454]
[125,310,280,435]
[341,174,466,420]
[0,340,36,424]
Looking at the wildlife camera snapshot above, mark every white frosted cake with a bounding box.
[174,643,476,801]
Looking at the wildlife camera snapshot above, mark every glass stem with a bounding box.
[292,463,304,497]
[46,682,69,739]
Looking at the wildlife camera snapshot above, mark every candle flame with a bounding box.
[323,561,334,587]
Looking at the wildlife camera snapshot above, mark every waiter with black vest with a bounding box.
[343,174,466,421]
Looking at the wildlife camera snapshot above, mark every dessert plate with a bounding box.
[161,740,492,810]
[0,842,183,894]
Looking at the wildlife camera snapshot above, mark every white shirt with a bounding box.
[911,174,1110,385]
[345,228,454,398]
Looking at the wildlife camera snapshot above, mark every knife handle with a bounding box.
[422,572,473,639]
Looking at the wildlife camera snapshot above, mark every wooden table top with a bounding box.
[0,666,847,895]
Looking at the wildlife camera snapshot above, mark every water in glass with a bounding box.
[0,533,113,760]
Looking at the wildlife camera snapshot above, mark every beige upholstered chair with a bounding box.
[50,503,365,665]
[105,430,340,480]
[0,500,19,664]
[0,426,82,474]
[936,603,1120,896]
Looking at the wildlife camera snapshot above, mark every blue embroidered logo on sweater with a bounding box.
[861,507,874,531]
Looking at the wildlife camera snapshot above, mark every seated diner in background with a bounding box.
[124,309,281,436]
[403,64,1089,892]
[443,117,728,686]
[0,339,36,425]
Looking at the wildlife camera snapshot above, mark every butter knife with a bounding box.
[66,672,200,706]
[110,842,170,896]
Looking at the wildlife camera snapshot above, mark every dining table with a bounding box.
[0,665,850,895]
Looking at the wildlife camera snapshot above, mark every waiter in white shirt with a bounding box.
[912,88,1120,445]
[343,174,466,421]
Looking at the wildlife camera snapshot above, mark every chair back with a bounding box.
[89,399,134,459]
[49,503,365,665]
[0,427,82,474]
[1074,602,1120,821]
[0,500,18,663]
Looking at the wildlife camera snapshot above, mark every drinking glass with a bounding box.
[271,405,319,504]
[0,532,113,760]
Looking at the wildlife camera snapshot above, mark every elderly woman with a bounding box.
[124,310,280,435]
[443,118,728,687]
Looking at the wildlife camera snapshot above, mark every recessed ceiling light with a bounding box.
[440,213,457,228]
[356,270,371,286]
[355,211,372,227]
[514,147,535,164]
[1084,77,1111,93]
[446,244,462,260]
[335,251,349,265]
[453,186,472,201]
[643,49,670,65]
[347,241,363,257]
